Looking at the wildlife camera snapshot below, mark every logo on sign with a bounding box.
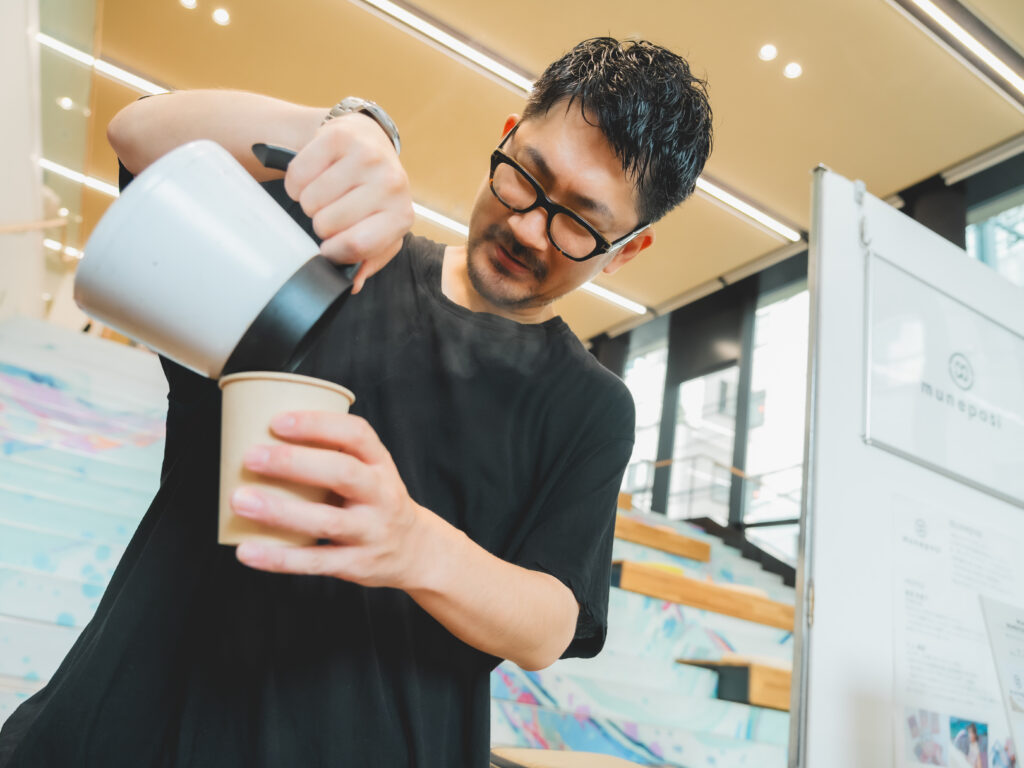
[949,353,974,390]
[914,518,927,539]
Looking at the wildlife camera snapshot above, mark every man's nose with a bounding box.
[506,207,550,253]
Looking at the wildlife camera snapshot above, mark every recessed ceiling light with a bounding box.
[57,96,73,110]
[58,207,69,217]
[758,44,778,62]
[212,8,230,25]
[784,62,803,79]
[180,0,197,8]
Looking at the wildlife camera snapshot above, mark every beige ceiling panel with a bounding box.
[963,0,1024,55]
[594,195,786,308]
[413,0,1024,226]
[551,288,638,342]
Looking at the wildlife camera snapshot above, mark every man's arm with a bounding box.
[227,410,581,671]
[107,90,414,291]
[107,89,323,180]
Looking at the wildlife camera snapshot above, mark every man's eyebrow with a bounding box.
[520,142,615,224]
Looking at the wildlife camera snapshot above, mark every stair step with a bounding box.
[614,515,710,562]
[0,487,146,545]
[548,650,719,697]
[492,663,789,746]
[606,588,794,664]
[0,459,154,517]
[491,699,787,768]
[0,425,164,474]
[613,561,794,630]
[491,747,643,767]
[0,435,162,491]
[678,657,792,712]
[0,567,105,629]
[0,615,79,683]
[0,524,123,584]
[611,540,793,602]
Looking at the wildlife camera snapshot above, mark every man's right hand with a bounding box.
[284,113,414,294]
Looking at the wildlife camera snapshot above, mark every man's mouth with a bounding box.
[493,242,533,276]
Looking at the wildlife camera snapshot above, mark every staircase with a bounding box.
[0,316,167,723]
[0,317,795,766]
[489,505,795,766]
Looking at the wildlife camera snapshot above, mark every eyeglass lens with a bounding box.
[491,162,597,259]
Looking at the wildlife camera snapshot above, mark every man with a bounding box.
[0,38,711,767]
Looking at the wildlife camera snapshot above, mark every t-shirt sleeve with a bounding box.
[511,386,635,660]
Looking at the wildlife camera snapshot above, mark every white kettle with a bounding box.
[75,139,353,378]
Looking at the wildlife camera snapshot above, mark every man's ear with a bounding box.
[603,228,655,275]
[502,114,520,139]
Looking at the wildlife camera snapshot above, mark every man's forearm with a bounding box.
[405,506,580,671]
[107,89,324,179]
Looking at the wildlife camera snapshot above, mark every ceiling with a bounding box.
[38,0,1024,341]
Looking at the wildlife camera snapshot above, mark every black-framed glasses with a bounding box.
[488,123,648,262]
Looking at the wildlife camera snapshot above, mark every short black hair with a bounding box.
[523,37,713,225]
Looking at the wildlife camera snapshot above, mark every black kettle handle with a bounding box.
[251,143,297,172]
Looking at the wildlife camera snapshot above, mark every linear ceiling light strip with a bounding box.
[910,0,1024,97]
[412,203,468,236]
[36,33,169,95]
[581,283,648,315]
[696,178,802,242]
[357,0,533,95]
[888,0,1024,110]
[39,158,120,197]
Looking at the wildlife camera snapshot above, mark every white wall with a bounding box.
[0,0,45,321]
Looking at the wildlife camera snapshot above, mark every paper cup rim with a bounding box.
[218,371,355,404]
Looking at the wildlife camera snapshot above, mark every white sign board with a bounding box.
[792,169,1024,768]
[866,256,1024,507]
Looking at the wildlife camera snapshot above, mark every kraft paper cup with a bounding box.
[218,371,355,547]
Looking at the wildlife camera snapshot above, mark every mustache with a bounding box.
[482,224,547,280]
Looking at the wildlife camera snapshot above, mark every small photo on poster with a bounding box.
[990,737,1016,768]
[906,707,949,765]
[951,718,989,768]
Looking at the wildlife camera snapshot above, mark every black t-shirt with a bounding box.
[0,178,635,768]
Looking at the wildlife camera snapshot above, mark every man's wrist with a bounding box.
[400,503,466,596]
[323,97,401,155]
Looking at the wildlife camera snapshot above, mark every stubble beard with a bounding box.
[466,223,553,310]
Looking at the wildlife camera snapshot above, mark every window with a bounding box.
[743,282,809,530]
[966,188,1024,288]
[620,315,669,511]
[665,366,738,523]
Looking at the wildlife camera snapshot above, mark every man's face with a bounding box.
[465,105,651,313]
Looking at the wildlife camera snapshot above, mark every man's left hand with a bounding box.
[231,411,431,589]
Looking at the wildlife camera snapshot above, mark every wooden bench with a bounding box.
[677,656,792,711]
[491,748,645,767]
[612,560,794,630]
[614,514,712,562]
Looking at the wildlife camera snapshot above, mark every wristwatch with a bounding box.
[322,97,401,156]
